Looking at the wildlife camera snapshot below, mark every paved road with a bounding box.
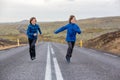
[0,42,120,80]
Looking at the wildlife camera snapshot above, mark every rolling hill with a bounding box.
[0,16,120,54]
[84,30,120,55]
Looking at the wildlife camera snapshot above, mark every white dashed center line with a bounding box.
[45,43,64,80]
[45,44,52,80]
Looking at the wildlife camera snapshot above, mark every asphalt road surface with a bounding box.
[0,42,120,80]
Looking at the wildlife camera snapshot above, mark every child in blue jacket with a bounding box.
[27,17,42,60]
[54,15,81,63]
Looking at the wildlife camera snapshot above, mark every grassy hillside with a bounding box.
[84,30,120,55]
[39,16,120,45]
[0,16,120,53]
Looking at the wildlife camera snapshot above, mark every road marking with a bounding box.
[88,49,118,57]
[45,43,64,80]
[53,57,64,80]
[51,46,64,80]
[45,44,52,80]
[51,47,55,55]
[104,53,117,57]
[89,49,96,52]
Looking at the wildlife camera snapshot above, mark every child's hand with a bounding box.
[34,33,37,36]
[54,31,57,34]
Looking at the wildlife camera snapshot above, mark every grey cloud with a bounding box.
[115,0,120,6]
[0,0,120,22]
[0,0,4,9]
[44,0,51,2]
[67,0,75,1]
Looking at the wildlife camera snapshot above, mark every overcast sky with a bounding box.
[0,0,120,22]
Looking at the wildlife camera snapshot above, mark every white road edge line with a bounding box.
[51,46,64,80]
[89,49,117,58]
[104,53,117,57]
[45,44,52,80]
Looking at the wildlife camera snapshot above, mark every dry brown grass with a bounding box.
[0,16,120,54]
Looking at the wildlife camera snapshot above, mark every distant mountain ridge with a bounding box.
[2,16,120,24]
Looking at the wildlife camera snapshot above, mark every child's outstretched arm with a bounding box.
[54,24,69,34]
